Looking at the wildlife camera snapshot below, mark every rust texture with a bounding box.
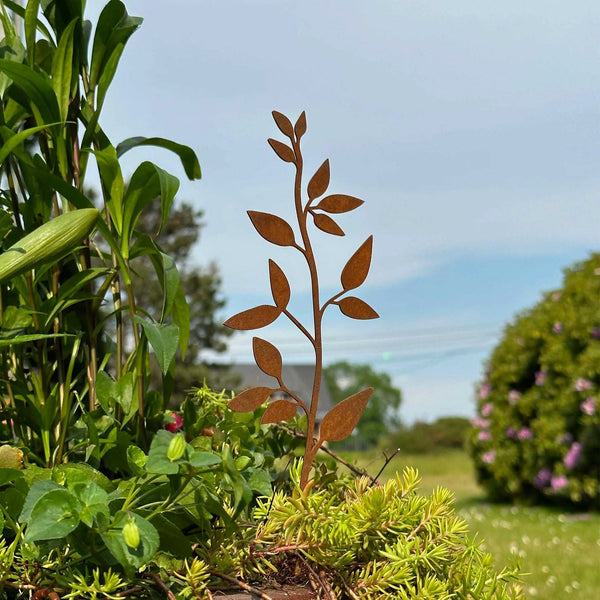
[224,111,378,489]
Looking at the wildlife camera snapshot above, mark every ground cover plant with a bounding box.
[0,1,528,597]
[468,254,600,507]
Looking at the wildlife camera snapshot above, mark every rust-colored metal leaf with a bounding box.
[253,336,283,379]
[295,111,307,139]
[224,305,281,330]
[268,138,295,163]
[248,211,296,247]
[272,111,294,138]
[314,194,364,214]
[228,387,273,412]
[337,297,379,320]
[341,236,373,291]
[319,388,373,442]
[313,213,344,236]
[307,159,330,200]
[260,399,298,424]
[269,259,290,308]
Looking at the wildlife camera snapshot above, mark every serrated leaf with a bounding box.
[272,110,293,138]
[313,213,344,236]
[260,400,297,424]
[253,337,283,379]
[269,259,290,308]
[268,138,295,163]
[341,236,373,291]
[308,159,330,200]
[228,387,273,412]
[248,211,296,246]
[295,111,307,139]
[337,297,379,320]
[319,388,373,442]
[224,305,281,331]
[314,194,364,214]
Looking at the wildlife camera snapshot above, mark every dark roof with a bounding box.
[229,363,334,420]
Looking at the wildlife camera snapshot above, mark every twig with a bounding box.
[273,423,377,484]
[145,573,176,600]
[371,448,401,486]
[295,554,335,600]
[211,571,274,600]
[114,587,143,598]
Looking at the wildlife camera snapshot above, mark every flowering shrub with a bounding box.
[468,254,600,507]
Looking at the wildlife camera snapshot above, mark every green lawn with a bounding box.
[340,449,600,600]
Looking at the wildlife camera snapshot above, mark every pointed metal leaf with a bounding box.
[268,138,295,163]
[224,305,281,330]
[295,111,307,139]
[260,399,298,424]
[314,194,364,214]
[272,111,294,138]
[228,387,273,412]
[319,388,373,442]
[313,213,344,236]
[341,236,373,291]
[253,337,283,379]
[269,259,290,309]
[307,159,330,200]
[248,211,296,247]
[337,297,379,320]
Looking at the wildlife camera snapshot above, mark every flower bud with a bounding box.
[122,519,140,549]
[167,434,186,462]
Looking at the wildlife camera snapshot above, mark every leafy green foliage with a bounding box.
[385,417,471,454]
[468,254,600,507]
[249,463,523,599]
[324,361,402,449]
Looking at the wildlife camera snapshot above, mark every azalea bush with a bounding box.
[468,253,600,507]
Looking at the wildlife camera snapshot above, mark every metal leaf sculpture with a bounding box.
[224,111,379,489]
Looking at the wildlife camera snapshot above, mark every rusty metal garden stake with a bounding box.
[224,111,378,490]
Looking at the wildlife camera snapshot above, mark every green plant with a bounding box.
[467,253,600,507]
[247,463,523,599]
[224,110,379,489]
[0,0,200,468]
[386,417,471,454]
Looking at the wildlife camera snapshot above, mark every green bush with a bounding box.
[468,253,600,507]
[384,417,470,454]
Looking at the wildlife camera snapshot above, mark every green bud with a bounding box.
[167,434,186,462]
[122,519,140,549]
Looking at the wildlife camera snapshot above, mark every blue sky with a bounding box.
[87,0,600,422]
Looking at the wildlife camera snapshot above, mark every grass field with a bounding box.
[340,449,600,599]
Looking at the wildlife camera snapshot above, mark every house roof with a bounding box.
[229,363,334,420]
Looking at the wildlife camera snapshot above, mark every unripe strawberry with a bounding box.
[122,518,140,549]
[167,434,186,462]
[0,445,24,469]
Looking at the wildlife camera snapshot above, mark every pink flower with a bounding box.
[592,327,600,340]
[551,475,568,490]
[470,417,491,429]
[480,403,493,417]
[535,371,547,386]
[553,322,563,333]
[533,468,552,489]
[505,426,517,438]
[478,430,492,442]
[574,378,593,392]
[478,384,492,399]
[481,450,496,464]
[517,427,534,440]
[581,396,596,415]
[564,442,582,469]
[508,390,521,405]
[165,413,183,433]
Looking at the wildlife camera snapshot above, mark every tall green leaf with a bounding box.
[24,0,42,67]
[51,17,78,122]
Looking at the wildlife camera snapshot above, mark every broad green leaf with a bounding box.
[0,468,24,486]
[1,306,33,333]
[51,18,77,122]
[96,42,124,110]
[188,450,221,471]
[24,488,80,542]
[100,510,159,574]
[71,481,109,527]
[19,479,63,523]
[126,445,146,476]
[0,59,61,125]
[246,468,273,497]
[145,430,181,475]
[117,136,201,181]
[95,372,134,423]
[137,318,179,375]
[54,462,113,492]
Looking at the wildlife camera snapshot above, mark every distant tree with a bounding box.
[133,201,234,402]
[324,361,402,449]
